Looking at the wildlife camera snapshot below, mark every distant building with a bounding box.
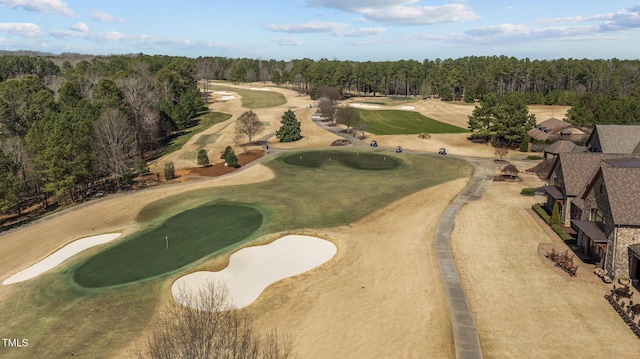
[528,118,588,143]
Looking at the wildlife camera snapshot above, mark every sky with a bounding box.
[1,0,640,61]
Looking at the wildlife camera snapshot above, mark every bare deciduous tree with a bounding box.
[495,146,509,163]
[116,75,159,158]
[93,108,134,188]
[317,97,335,124]
[335,105,361,132]
[134,281,294,359]
[235,111,264,145]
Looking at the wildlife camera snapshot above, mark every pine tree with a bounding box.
[551,201,562,226]
[224,145,238,168]
[275,109,302,142]
[197,149,209,167]
[164,162,176,180]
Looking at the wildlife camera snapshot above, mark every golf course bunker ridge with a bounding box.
[280,150,401,170]
[172,234,337,309]
[73,203,263,288]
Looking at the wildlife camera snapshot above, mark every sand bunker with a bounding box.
[350,103,380,109]
[213,91,234,95]
[399,105,415,110]
[2,233,121,285]
[171,235,336,309]
[249,87,271,91]
[218,95,236,101]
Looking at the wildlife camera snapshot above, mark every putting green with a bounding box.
[73,204,263,288]
[280,150,401,170]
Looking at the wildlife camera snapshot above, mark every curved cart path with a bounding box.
[435,156,492,359]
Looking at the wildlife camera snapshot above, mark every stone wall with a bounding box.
[608,227,640,279]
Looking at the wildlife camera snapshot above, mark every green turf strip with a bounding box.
[357,109,469,135]
[73,204,262,288]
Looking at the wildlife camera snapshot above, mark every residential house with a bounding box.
[529,117,589,144]
[572,158,640,280]
[585,125,640,153]
[544,153,640,227]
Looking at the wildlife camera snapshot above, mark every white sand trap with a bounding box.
[399,105,415,110]
[213,91,234,95]
[172,235,336,309]
[2,233,121,285]
[218,95,237,101]
[349,103,380,109]
[249,87,271,91]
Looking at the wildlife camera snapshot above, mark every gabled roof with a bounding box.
[581,162,640,226]
[586,125,640,153]
[547,153,640,197]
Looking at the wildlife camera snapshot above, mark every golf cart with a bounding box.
[370,140,378,147]
[396,146,403,153]
[438,148,447,155]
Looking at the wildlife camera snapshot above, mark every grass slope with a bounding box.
[162,111,231,155]
[210,84,287,108]
[0,149,472,359]
[358,109,468,135]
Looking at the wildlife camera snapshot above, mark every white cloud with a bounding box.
[51,29,126,42]
[0,22,43,37]
[92,10,120,23]
[267,21,385,37]
[306,0,479,25]
[0,0,74,16]
[453,3,640,46]
[271,36,303,46]
[267,21,350,33]
[71,22,88,32]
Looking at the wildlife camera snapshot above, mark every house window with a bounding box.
[590,208,605,231]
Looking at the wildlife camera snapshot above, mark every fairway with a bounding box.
[280,150,401,170]
[210,84,287,108]
[73,204,263,288]
[357,109,469,135]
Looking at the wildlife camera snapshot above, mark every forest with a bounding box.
[1,53,639,225]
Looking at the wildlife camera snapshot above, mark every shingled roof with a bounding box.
[581,159,640,226]
[543,140,585,156]
[529,118,572,141]
[548,153,640,197]
[586,125,640,153]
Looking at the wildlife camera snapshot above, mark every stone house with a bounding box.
[572,158,640,280]
[544,153,640,227]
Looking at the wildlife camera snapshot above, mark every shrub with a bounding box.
[164,161,176,180]
[551,224,572,241]
[527,155,542,160]
[521,188,535,196]
[519,134,530,152]
[532,204,551,224]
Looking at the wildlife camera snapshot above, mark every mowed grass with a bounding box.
[210,84,287,108]
[0,149,472,359]
[356,96,418,106]
[74,204,263,288]
[357,109,468,135]
[162,111,231,155]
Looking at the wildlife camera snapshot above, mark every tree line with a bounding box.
[2,52,640,217]
[0,54,204,216]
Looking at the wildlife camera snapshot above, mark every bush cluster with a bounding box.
[532,204,551,224]
[551,223,573,241]
[527,155,543,160]
[521,188,535,196]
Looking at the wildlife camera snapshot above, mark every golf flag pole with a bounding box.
[166,236,168,250]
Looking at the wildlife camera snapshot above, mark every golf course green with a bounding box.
[280,150,401,170]
[73,203,263,288]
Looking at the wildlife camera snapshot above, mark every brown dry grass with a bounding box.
[2,83,637,358]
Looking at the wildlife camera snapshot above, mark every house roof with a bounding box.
[543,140,585,155]
[529,118,572,141]
[572,220,608,242]
[581,161,640,226]
[548,153,640,197]
[587,125,640,153]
